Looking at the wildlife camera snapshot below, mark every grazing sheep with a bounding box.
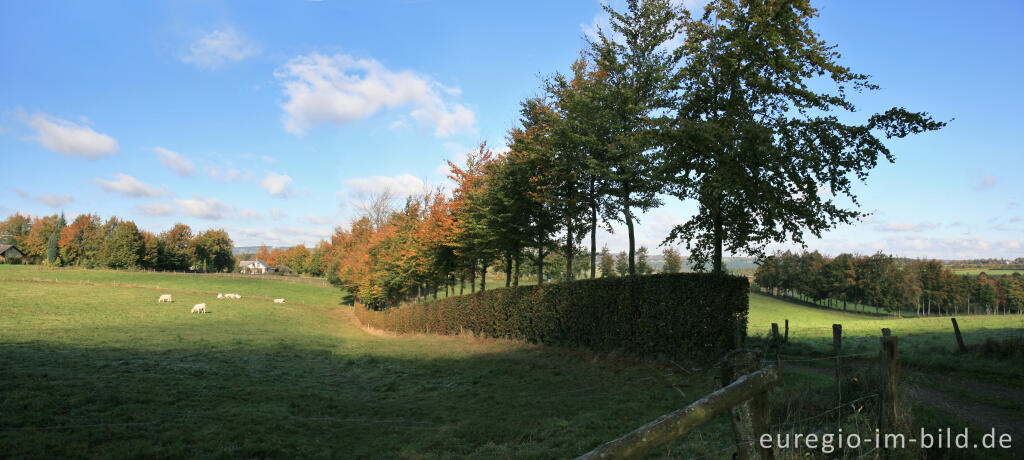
[273,298,286,304]
[217,293,224,299]
[191,303,206,314]
[230,293,241,299]
[158,294,173,303]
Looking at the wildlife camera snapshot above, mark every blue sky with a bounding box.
[1,0,1021,259]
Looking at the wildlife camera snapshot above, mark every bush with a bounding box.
[355,273,749,363]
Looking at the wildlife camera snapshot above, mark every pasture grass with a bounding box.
[0,264,343,306]
[2,269,738,458]
[748,293,1024,385]
[950,268,1022,277]
[2,266,1018,458]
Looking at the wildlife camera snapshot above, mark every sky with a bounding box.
[1,0,1021,259]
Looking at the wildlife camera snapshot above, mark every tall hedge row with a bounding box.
[354,273,749,363]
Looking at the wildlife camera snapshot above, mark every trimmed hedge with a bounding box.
[354,273,749,363]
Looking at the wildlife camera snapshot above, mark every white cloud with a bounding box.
[174,195,235,220]
[239,209,262,220]
[274,52,475,136]
[260,172,292,196]
[307,214,332,225]
[269,208,287,221]
[15,189,74,208]
[875,221,939,233]
[346,173,427,198]
[155,147,195,176]
[205,165,250,182]
[973,170,996,191]
[261,155,275,164]
[236,226,331,247]
[25,113,118,159]
[94,173,171,198]
[135,202,176,216]
[181,27,258,69]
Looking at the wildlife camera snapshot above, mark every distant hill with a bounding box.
[233,246,289,256]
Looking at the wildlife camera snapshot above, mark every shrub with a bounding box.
[355,273,748,363]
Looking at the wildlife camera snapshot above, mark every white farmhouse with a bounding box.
[238,258,274,274]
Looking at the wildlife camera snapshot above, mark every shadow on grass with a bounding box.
[0,341,729,459]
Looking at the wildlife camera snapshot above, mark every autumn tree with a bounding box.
[662,247,682,273]
[664,0,945,274]
[0,213,32,247]
[59,214,102,267]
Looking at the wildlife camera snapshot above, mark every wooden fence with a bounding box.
[577,329,909,459]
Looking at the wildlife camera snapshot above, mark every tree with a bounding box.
[599,245,616,277]
[614,251,630,277]
[664,0,945,273]
[102,219,143,269]
[46,232,59,265]
[59,214,102,267]
[0,213,32,247]
[191,229,235,272]
[662,247,682,273]
[586,0,682,274]
[636,246,654,275]
[160,223,194,271]
[23,214,61,262]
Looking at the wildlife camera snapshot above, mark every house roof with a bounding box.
[238,258,269,267]
[0,244,23,256]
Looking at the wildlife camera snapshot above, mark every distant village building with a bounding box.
[238,259,274,274]
[0,244,24,263]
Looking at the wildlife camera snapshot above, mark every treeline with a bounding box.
[248,244,332,277]
[0,213,235,272]
[328,0,942,308]
[754,251,1024,315]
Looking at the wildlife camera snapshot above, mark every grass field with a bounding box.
[950,268,1023,276]
[748,293,1024,385]
[2,266,1017,458]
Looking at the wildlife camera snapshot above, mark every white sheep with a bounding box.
[229,293,241,299]
[157,294,173,303]
[217,293,224,299]
[191,303,207,314]
[273,298,286,304]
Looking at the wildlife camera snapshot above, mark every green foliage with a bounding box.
[664,0,945,273]
[661,247,682,273]
[598,245,615,277]
[191,229,235,273]
[101,220,143,269]
[45,232,59,265]
[356,273,749,363]
[614,251,629,277]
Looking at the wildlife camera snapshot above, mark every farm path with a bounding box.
[787,364,1023,458]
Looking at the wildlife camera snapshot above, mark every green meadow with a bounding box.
[2,266,1017,458]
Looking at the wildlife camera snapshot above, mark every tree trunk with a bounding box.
[590,193,597,279]
[537,250,545,285]
[460,276,464,295]
[480,264,486,291]
[566,217,575,281]
[505,255,513,287]
[514,255,520,287]
[624,204,636,276]
[712,195,724,275]
[470,263,476,293]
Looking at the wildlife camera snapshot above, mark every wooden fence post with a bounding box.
[878,335,900,459]
[770,323,780,366]
[833,324,842,403]
[720,350,774,460]
[783,319,789,343]
[950,318,968,353]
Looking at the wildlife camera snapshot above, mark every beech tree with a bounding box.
[587,0,682,274]
[664,0,946,273]
[661,247,682,273]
